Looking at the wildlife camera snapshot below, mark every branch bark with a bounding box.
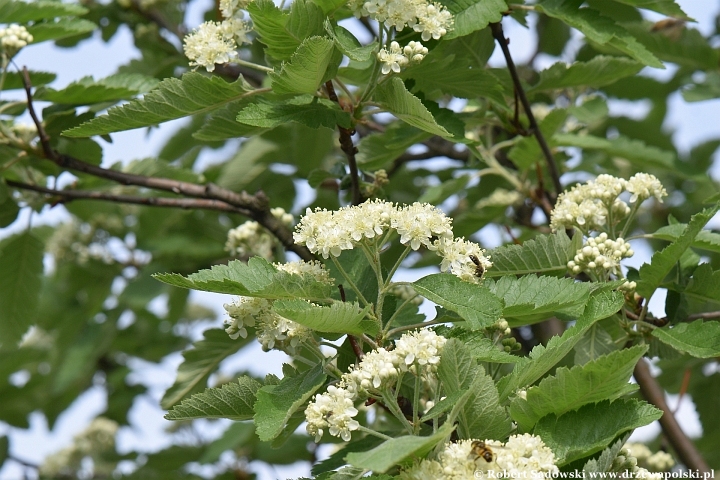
[634,358,710,472]
[325,80,362,205]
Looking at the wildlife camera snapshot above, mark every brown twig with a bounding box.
[19,67,314,261]
[489,22,562,197]
[685,310,720,321]
[673,368,692,415]
[634,358,710,472]
[325,80,362,205]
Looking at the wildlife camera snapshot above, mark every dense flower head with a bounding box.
[305,385,359,441]
[392,202,454,250]
[219,0,252,19]
[226,208,293,259]
[349,0,452,39]
[414,2,453,40]
[343,347,400,395]
[401,435,557,479]
[0,24,33,52]
[435,237,492,284]
[393,329,447,372]
[183,21,239,72]
[378,41,408,74]
[550,173,666,233]
[567,233,633,278]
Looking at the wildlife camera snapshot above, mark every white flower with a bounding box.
[567,233,633,278]
[434,237,492,283]
[399,459,445,479]
[256,309,311,352]
[343,347,400,394]
[391,202,453,251]
[183,21,239,72]
[646,451,674,472]
[413,2,453,41]
[393,329,446,371]
[219,0,252,19]
[626,173,667,203]
[305,385,359,442]
[403,40,428,63]
[275,260,333,284]
[377,41,408,74]
[224,296,268,339]
[436,440,481,479]
[494,433,558,476]
[220,17,252,45]
[226,208,293,259]
[0,24,33,52]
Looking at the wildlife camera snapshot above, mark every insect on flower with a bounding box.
[469,440,495,463]
[469,254,485,278]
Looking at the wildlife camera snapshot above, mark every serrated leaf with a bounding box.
[583,435,631,473]
[438,340,512,440]
[412,274,502,329]
[536,0,663,68]
[622,23,717,71]
[193,101,267,141]
[612,0,690,19]
[165,377,261,420]
[236,95,351,129]
[1,71,56,90]
[510,345,646,431]
[63,73,255,137]
[508,109,568,169]
[272,299,376,336]
[531,56,643,91]
[254,364,326,441]
[574,322,618,365]
[554,133,675,170]
[636,204,720,298]
[485,231,582,278]
[0,0,88,22]
[161,329,249,409]
[374,77,450,137]
[534,399,662,465]
[346,423,453,473]
[420,389,470,422]
[442,328,520,363]
[0,233,44,346]
[325,21,376,62]
[647,224,720,254]
[34,73,159,105]
[437,0,506,39]
[651,320,720,358]
[27,18,97,43]
[270,37,340,95]
[153,257,334,300]
[249,0,326,61]
[487,275,590,326]
[356,121,431,170]
[682,264,720,307]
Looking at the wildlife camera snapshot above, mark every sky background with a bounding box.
[1,0,720,478]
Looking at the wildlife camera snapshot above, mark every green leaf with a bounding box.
[249,0,326,61]
[63,73,255,137]
[236,96,351,129]
[160,329,248,409]
[356,121,431,170]
[374,77,450,137]
[346,423,453,473]
[487,275,590,326]
[0,71,56,90]
[441,328,520,363]
[193,101,267,141]
[27,18,97,43]
[412,274,502,329]
[574,322,618,365]
[437,0,507,39]
[508,109,568,169]
[438,340,512,440]
[611,0,690,19]
[34,74,159,105]
[165,377,261,420]
[271,299,376,336]
[536,0,663,68]
[652,320,720,358]
[325,21,376,62]
[647,224,720,254]
[0,233,44,346]
[420,389,470,422]
[682,264,720,307]
[621,23,718,71]
[553,133,675,170]
[583,436,631,474]
[0,435,7,470]
[0,0,88,22]
[153,257,334,300]
[485,231,582,278]
[534,399,662,465]
[531,56,643,91]
[636,203,720,298]
[254,364,326,441]
[510,345,646,431]
[270,37,340,95]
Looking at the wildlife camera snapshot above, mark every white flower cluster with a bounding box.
[0,24,33,53]
[349,0,453,41]
[226,207,293,259]
[400,434,558,479]
[377,40,428,74]
[550,173,667,233]
[183,0,252,72]
[223,260,331,351]
[623,443,675,473]
[567,233,634,278]
[294,199,491,283]
[305,330,447,441]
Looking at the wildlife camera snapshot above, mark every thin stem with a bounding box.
[381,390,414,434]
[686,310,720,321]
[330,256,371,308]
[231,57,274,73]
[412,369,421,434]
[356,425,393,441]
[385,318,449,338]
[619,202,641,238]
[326,80,361,205]
[382,244,412,292]
[489,21,562,196]
[475,145,523,190]
[383,295,419,334]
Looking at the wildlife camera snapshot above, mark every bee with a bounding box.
[469,255,485,278]
[469,440,495,463]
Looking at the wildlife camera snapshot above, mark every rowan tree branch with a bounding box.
[19,67,314,261]
[686,310,720,321]
[489,21,563,197]
[634,358,710,472]
[326,80,362,205]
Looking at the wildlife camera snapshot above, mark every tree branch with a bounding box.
[489,21,563,197]
[634,358,710,472]
[686,310,720,321]
[325,80,362,205]
[19,67,314,261]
